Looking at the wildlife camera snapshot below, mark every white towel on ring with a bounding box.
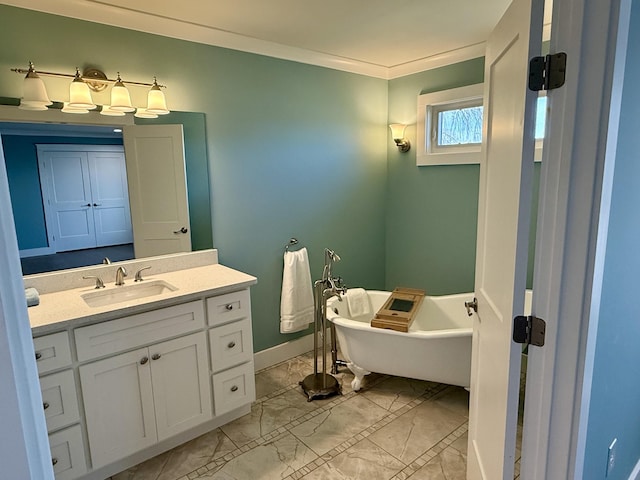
[280,247,314,333]
[344,288,371,318]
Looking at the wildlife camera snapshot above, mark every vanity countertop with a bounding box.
[29,263,257,336]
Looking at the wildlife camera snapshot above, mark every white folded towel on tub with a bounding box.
[280,247,315,333]
[345,288,371,318]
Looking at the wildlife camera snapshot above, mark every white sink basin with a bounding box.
[82,280,178,308]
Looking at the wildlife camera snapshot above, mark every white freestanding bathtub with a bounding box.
[326,290,474,391]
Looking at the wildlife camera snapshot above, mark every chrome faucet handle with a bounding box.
[102,257,112,265]
[83,275,105,289]
[134,266,152,282]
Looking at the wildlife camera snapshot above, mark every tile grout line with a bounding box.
[281,382,454,480]
[183,361,459,480]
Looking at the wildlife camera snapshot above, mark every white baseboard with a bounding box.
[254,333,315,371]
[629,457,640,480]
[19,247,54,258]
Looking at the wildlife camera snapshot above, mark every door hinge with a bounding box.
[513,315,546,347]
[528,52,567,92]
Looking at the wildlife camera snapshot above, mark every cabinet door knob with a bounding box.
[225,304,234,311]
[151,353,162,361]
[140,356,149,365]
[230,385,239,392]
[35,352,42,360]
[52,458,58,466]
[43,402,50,410]
[227,341,236,349]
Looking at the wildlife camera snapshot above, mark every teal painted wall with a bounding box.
[2,135,122,250]
[386,59,540,295]
[386,59,484,294]
[583,2,640,477]
[0,5,388,352]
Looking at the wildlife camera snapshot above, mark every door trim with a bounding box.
[522,0,630,478]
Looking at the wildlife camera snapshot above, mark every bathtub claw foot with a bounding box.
[347,362,370,392]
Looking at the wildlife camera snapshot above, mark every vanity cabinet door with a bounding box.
[149,332,212,440]
[79,348,157,469]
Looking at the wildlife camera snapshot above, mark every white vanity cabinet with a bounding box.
[32,279,256,480]
[76,301,212,469]
[33,332,87,480]
[80,332,212,468]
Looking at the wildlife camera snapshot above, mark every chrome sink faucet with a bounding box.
[115,266,127,286]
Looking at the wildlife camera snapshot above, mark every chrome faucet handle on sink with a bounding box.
[83,275,105,289]
[134,266,152,282]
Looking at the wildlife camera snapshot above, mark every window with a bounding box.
[416,84,546,166]
[416,84,484,166]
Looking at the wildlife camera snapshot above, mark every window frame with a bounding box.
[416,83,485,166]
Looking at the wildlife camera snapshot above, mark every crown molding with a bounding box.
[3,0,510,80]
[387,43,487,80]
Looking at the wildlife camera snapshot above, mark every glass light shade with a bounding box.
[110,77,135,112]
[389,123,407,140]
[134,108,158,119]
[62,102,89,114]
[22,70,51,106]
[18,101,49,111]
[146,82,169,115]
[68,73,96,109]
[100,105,126,116]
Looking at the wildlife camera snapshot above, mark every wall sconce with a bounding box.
[11,62,170,117]
[389,124,411,152]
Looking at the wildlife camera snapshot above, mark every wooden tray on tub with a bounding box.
[371,287,425,332]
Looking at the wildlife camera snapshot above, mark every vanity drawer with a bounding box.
[212,361,256,416]
[209,317,253,373]
[207,289,251,327]
[33,332,72,375]
[40,370,80,433]
[75,300,205,361]
[49,424,87,480]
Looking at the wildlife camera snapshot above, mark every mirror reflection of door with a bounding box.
[37,145,133,252]
[123,124,191,258]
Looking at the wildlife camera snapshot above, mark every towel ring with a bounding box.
[285,238,302,252]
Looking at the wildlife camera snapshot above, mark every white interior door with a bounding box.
[123,125,191,258]
[38,150,96,252]
[466,0,543,478]
[88,151,133,247]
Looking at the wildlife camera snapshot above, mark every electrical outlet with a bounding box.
[606,438,617,477]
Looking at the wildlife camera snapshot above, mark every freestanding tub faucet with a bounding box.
[115,266,127,286]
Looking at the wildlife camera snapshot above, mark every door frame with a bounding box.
[522,0,630,477]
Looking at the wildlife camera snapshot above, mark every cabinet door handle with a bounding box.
[225,304,234,311]
[151,353,161,361]
[35,352,42,360]
[140,356,149,365]
[43,402,50,410]
[227,341,236,349]
[52,458,58,466]
[230,385,239,392]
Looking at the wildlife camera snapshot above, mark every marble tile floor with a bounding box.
[110,352,520,480]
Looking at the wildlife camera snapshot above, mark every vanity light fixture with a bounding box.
[145,77,169,115]
[389,123,411,152]
[11,62,170,117]
[68,68,96,110]
[18,62,52,110]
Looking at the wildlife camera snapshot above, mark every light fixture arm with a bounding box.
[393,138,411,152]
[11,66,166,91]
